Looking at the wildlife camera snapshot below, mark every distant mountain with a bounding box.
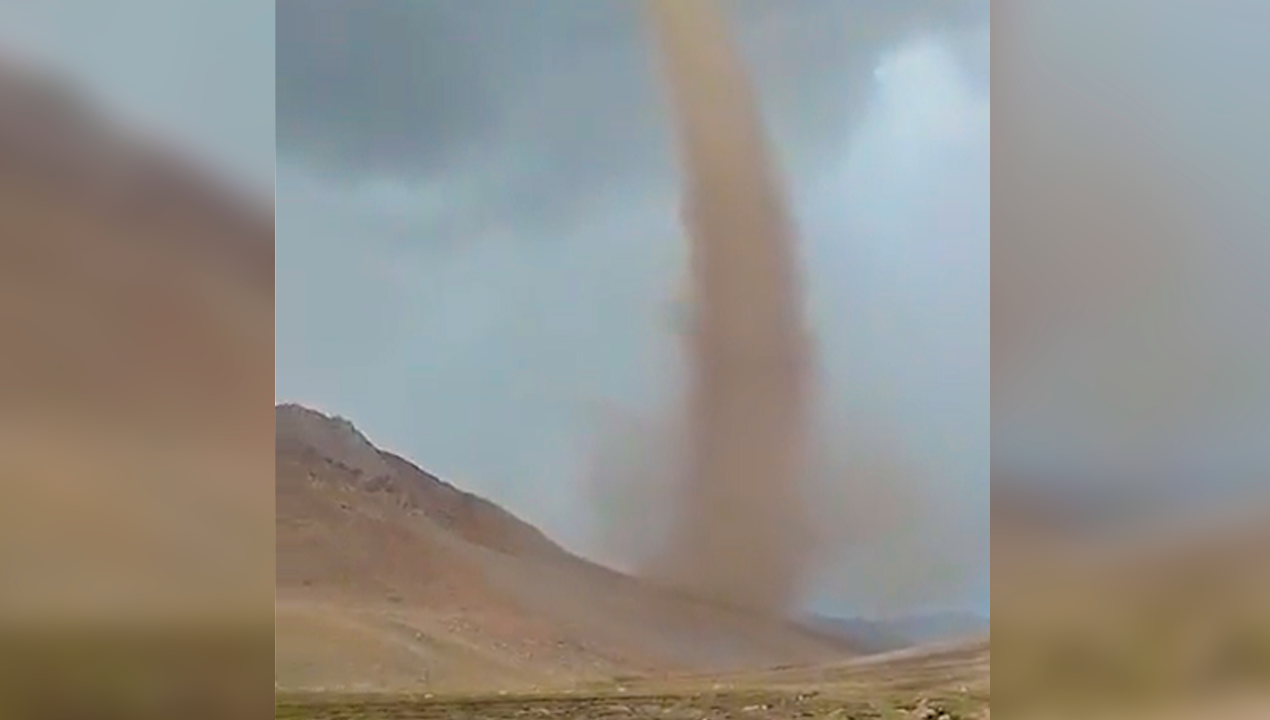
[806,611,989,653]
[801,616,913,654]
[882,611,990,645]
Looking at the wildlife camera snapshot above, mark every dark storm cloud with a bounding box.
[276,0,650,185]
[276,0,636,180]
[277,0,988,230]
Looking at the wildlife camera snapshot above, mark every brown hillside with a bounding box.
[275,404,858,692]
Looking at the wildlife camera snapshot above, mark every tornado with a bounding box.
[642,0,813,615]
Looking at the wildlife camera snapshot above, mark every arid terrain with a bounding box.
[276,639,988,720]
[278,402,852,689]
[276,405,990,718]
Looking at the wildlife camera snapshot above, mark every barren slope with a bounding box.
[0,60,273,621]
[275,405,858,692]
[276,637,992,719]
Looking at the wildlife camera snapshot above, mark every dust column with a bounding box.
[644,0,813,616]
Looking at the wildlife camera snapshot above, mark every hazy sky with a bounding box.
[0,0,275,193]
[276,0,990,616]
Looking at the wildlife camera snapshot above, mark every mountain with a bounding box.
[800,617,913,655]
[275,404,859,692]
[880,611,990,645]
[805,611,989,654]
[0,58,273,620]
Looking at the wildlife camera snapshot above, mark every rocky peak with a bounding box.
[275,403,395,484]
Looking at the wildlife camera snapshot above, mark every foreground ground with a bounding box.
[277,691,982,719]
[276,639,990,719]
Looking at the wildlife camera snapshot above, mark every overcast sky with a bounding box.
[276,0,990,617]
[0,0,275,194]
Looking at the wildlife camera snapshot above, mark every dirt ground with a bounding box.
[275,639,990,719]
[276,689,985,720]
